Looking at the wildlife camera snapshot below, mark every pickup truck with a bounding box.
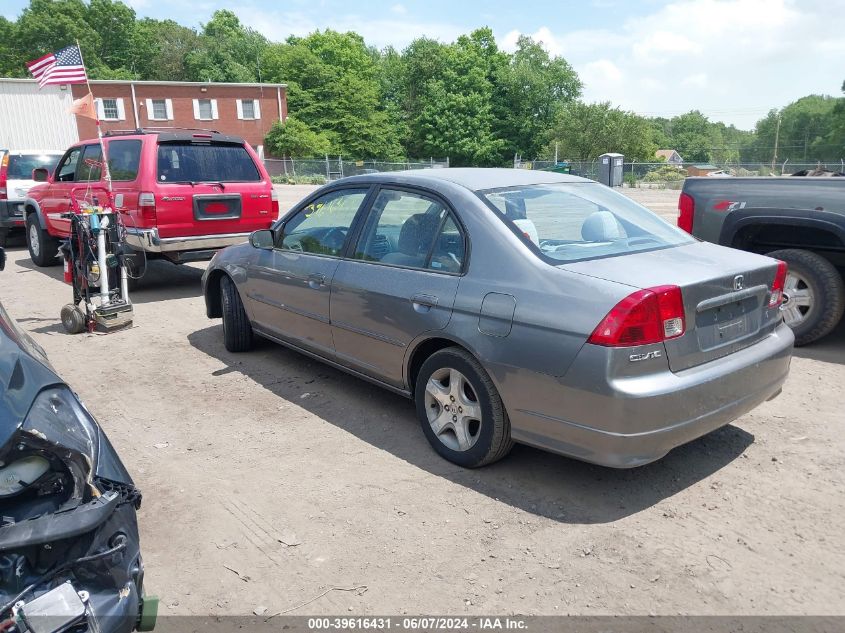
[24,129,277,274]
[678,176,845,345]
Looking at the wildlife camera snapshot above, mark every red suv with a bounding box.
[24,129,277,269]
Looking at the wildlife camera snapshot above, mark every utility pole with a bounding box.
[772,114,781,171]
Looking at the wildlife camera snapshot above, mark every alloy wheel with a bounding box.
[29,224,40,258]
[424,367,483,452]
[781,271,814,327]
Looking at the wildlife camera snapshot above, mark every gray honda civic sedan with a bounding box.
[202,169,793,468]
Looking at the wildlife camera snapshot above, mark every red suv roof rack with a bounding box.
[103,127,222,137]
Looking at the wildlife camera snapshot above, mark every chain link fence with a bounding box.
[264,157,450,184]
[516,159,845,189]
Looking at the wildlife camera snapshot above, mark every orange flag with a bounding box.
[69,91,97,120]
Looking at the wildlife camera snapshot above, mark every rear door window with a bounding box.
[157,142,261,183]
[107,139,141,181]
[353,188,463,272]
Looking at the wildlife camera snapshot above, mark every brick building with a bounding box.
[0,78,287,157]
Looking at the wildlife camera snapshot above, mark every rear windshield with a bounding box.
[156,142,261,183]
[481,183,694,264]
[6,153,61,179]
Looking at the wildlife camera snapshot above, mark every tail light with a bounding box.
[271,188,279,218]
[138,191,157,226]
[589,285,686,347]
[0,153,8,200]
[677,192,694,233]
[769,260,787,308]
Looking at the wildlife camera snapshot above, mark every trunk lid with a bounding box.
[563,241,783,372]
[154,139,272,239]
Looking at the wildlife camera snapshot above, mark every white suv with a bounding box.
[0,149,62,246]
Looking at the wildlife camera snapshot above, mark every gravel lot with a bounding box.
[1,186,843,616]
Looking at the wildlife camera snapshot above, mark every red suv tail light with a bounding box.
[271,188,279,218]
[589,285,686,347]
[769,260,787,308]
[678,192,694,233]
[138,191,157,226]
[0,153,8,200]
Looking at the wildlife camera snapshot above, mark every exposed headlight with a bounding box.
[21,386,100,501]
[0,456,50,497]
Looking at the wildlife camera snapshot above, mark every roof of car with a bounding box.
[340,167,591,192]
[2,149,64,155]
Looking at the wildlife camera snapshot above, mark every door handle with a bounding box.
[411,294,439,313]
[307,273,326,289]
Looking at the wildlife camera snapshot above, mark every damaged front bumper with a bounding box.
[0,479,156,633]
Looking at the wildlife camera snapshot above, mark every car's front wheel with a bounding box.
[220,275,253,352]
[26,214,60,267]
[415,347,514,468]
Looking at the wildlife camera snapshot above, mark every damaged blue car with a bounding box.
[0,247,156,633]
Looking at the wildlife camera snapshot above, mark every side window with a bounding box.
[78,144,103,182]
[56,148,81,182]
[279,189,367,256]
[107,140,141,181]
[354,189,449,270]
[428,214,465,273]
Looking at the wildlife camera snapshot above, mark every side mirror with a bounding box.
[0,247,6,272]
[250,229,274,250]
[32,168,49,182]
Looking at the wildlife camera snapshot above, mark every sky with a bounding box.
[4,0,845,130]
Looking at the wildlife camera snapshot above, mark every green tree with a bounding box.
[494,34,581,160]
[85,0,136,76]
[185,10,267,83]
[546,101,657,162]
[666,110,712,163]
[265,116,332,157]
[262,30,403,159]
[129,18,199,81]
[0,17,24,76]
[748,96,842,164]
[15,0,103,73]
[403,32,504,165]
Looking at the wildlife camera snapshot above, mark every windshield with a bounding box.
[157,142,261,183]
[6,153,61,179]
[481,182,694,264]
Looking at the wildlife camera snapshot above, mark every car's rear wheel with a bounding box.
[220,275,253,352]
[26,214,60,267]
[415,347,513,468]
[768,248,845,346]
[0,228,8,248]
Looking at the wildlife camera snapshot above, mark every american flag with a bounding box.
[26,45,88,88]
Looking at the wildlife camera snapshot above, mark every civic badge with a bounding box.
[733,275,744,291]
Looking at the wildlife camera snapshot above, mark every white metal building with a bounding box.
[0,79,79,150]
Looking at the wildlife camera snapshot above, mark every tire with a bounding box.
[415,347,514,468]
[0,228,8,248]
[60,304,87,334]
[26,213,60,267]
[220,275,253,352]
[768,248,845,346]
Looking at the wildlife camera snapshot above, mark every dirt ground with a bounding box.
[1,187,843,617]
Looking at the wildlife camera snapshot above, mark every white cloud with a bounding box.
[498,0,845,129]
[390,3,407,15]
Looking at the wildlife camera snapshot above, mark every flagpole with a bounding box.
[76,39,112,194]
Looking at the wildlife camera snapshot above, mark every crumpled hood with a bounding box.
[0,301,62,435]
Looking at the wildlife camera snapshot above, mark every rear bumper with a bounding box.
[0,200,26,228]
[124,226,250,254]
[507,322,795,468]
